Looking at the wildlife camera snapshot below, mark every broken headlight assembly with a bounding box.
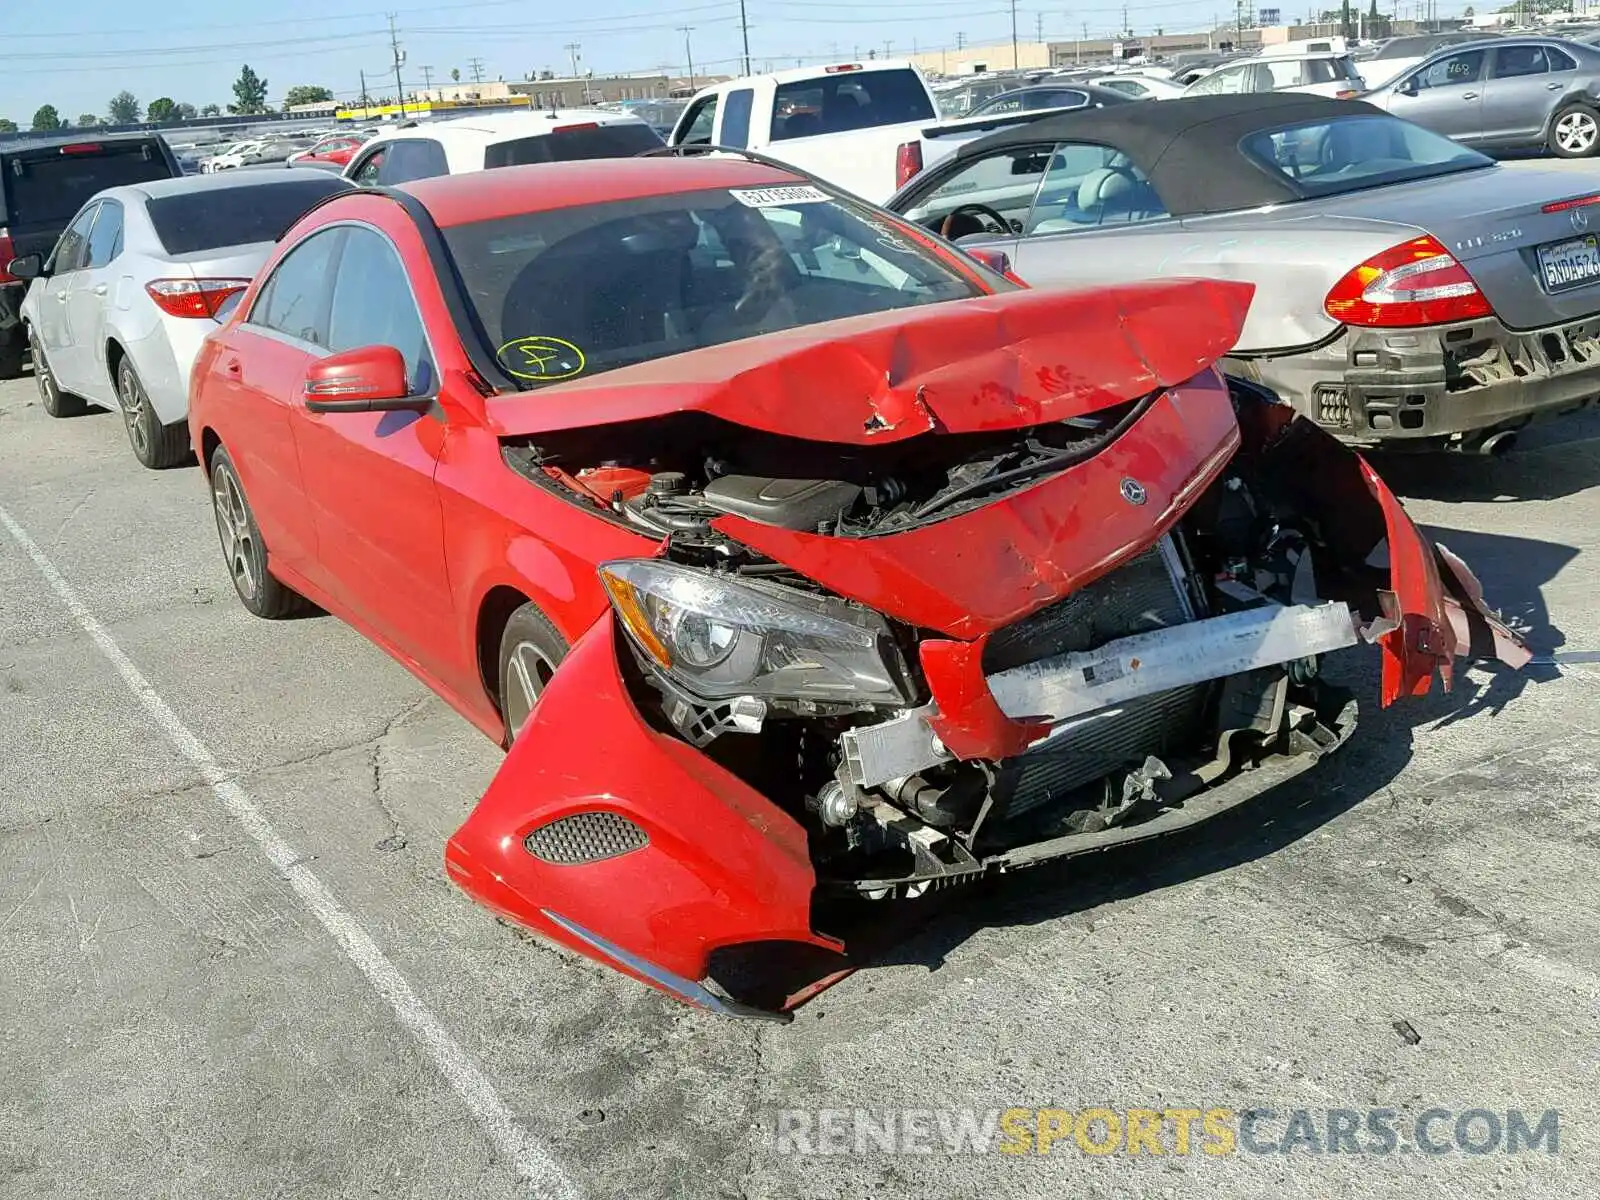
[599,559,913,707]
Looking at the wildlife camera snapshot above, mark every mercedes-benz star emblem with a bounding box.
[1574,207,1590,232]
[1120,478,1148,506]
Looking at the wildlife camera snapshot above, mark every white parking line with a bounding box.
[0,503,579,1200]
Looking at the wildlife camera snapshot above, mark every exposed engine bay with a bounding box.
[496,378,1474,902]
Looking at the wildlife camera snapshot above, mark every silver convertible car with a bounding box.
[886,93,1600,452]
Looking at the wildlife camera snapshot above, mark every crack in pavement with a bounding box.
[55,486,99,540]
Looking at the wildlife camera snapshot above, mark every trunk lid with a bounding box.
[484,278,1253,445]
[1310,165,1600,329]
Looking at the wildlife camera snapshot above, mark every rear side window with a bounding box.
[147,178,350,255]
[249,227,346,346]
[85,200,123,267]
[771,69,936,141]
[483,123,663,168]
[721,89,755,148]
[2,142,171,226]
[380,139,450,184]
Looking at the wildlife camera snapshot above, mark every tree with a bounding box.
[229,65,270,115]
[76,114,100,127]
[1339,0,1352,39]
[1464,4,1475,13]
[31,105,62,132]
[200,103,221,117]
[0,118,16,133]
[282,85,334,109]
[146,97,177,122]
[174,102,197,119]
[450,67,461,82]
[108,91,141,124]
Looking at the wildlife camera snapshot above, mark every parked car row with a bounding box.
[0,82,1548,1016]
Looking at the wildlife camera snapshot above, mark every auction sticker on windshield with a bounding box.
[731,185,832,207]
[1537,234,1600,292]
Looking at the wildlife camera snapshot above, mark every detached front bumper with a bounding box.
[1240,312,1600,445]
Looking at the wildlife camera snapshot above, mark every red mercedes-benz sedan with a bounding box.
[188,156,1526,1019]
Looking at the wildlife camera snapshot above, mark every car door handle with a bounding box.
[224,358,243,378]
[1549,82,1564,90]
[54,291,68,302]
[92,284,108,297]
[1462,92,1479,100]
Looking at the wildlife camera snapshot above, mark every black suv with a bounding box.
[0,133,181,378]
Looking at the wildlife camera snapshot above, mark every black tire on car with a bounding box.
[28,326,87,417]
[496,603,569,745]
[116,355,190,469]
[208,444,310,619]
[1550,103,1600,158]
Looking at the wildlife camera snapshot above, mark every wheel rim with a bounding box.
[31,335,57,407]
[504,641,556,741]
[212,467,258,599]
[119,362,150,457]
[1559,112,1597,153]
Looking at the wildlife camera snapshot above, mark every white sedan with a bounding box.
[13,170,350,467]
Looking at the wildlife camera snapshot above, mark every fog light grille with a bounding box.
[525,812,648,864]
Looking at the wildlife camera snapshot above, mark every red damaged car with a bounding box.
[188,156,1527,1019]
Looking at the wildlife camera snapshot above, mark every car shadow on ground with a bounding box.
[1370,407,1600,504]
[835,517,1577,994]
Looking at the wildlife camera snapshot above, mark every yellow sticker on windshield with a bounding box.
[497,335,586,382]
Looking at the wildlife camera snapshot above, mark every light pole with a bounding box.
[1010,0,1019,68]
[680,26,697,91]
[564,42,581,80]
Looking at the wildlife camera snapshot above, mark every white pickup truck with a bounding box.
[668,61,948,204]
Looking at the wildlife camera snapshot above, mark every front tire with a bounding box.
[1550,103,1600,158]
[29,327,87,417]
[117,355,189,469]
[496,604,568,744]
[208,444,310,619]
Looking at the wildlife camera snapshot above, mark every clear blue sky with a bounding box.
[6,0,1464,123]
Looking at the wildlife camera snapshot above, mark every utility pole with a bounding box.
[1010,0,1020,68]
[680,27,696,91]
[884,40,893,58]
[420,64,433,91]
[359,69,370,109]
[738,0,751,75]
[1036,12,1045,43]
[956,31,966,50]
[564,42,581,79]
[387,14,408,118]
[1122,4,1129,35]
[468,56,486,84]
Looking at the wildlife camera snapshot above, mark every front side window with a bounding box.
[351,148,386,185]
[327,227,434,392]
[1186,65,1247,96]
[248,227,346,346]
[677,96,719,145]
[442,186,983,389]
[51,204,99,273]
[901,145,1056,236]
[1413,49,1486,89]
[85,200,123,268]
[1241,114,1492,196]
[1026,143,1169,233]
[770,69,936,141]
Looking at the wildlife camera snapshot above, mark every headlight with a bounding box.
[599,559,912,706]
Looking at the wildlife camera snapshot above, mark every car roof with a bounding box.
[942,93,1391,216]
[365,108,643,148]
[398,155,805,227]
[0,131,167,158]
[118,168,351,203]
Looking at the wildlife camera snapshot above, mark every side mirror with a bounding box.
[1398,77,1419,97]
[302,345,430,414]
[7,253,44,281]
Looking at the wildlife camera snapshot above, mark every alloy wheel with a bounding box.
[118,361,150,458]
[1558,111,1598,155]
[504,641,557,741]
[212,467,258,600]
[31,333,57,408]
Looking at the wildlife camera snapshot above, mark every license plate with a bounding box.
[1538,235,1600,291]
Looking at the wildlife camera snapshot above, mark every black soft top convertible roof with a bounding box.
[948,94,1388,215]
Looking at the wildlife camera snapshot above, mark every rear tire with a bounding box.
[208,444,310,619]
[1550,103,1600,158]
[117,355,190,469]
[496,603,568,745]
[29,327,87,417]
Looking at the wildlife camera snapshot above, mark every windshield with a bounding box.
[147,177,350,254]
[483,123,664,168]
[442,185,983,389]
[1240,114,1491,197]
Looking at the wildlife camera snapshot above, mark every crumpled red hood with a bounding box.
[484,278,1254,444]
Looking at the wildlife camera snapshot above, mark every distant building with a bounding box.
[415,73,729,108]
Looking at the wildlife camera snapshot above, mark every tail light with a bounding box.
[1324,235,1492,328]
[553,122,600,133]
[0,228,15,284]
[894,141,924,190]
[146,277,253,319]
